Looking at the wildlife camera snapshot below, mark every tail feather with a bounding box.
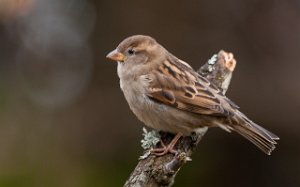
[234,125,276,155]
[232,111,279,155]
[250,122,279,140]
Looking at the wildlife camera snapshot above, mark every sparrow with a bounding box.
[106,35,279,156]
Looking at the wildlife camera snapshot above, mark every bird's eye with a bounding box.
[128,49,135,55]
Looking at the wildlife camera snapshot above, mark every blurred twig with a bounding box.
[124,50,237,187]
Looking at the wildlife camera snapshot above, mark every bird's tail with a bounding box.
[232,111,279,155]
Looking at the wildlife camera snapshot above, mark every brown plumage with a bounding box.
[106,35,279,155]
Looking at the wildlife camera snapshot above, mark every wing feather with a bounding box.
[146,57,233,117]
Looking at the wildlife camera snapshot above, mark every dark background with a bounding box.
[0,0,299,186]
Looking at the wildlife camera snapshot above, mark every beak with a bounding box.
[106,49,125,62]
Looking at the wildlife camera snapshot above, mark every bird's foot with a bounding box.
[150,144,178,156]
[150,133,181,156]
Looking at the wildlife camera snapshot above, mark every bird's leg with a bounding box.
[151,133,182,156]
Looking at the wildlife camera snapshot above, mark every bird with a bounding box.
[106,35,279,156]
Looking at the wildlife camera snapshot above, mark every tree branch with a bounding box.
[124,50,237,187]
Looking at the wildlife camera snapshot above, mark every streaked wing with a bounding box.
[146,54,235,117]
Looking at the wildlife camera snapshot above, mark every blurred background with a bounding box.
[0,0,299,186]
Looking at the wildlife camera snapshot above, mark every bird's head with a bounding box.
[106,35,165,66]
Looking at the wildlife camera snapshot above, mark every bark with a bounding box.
[124,50,237,187]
